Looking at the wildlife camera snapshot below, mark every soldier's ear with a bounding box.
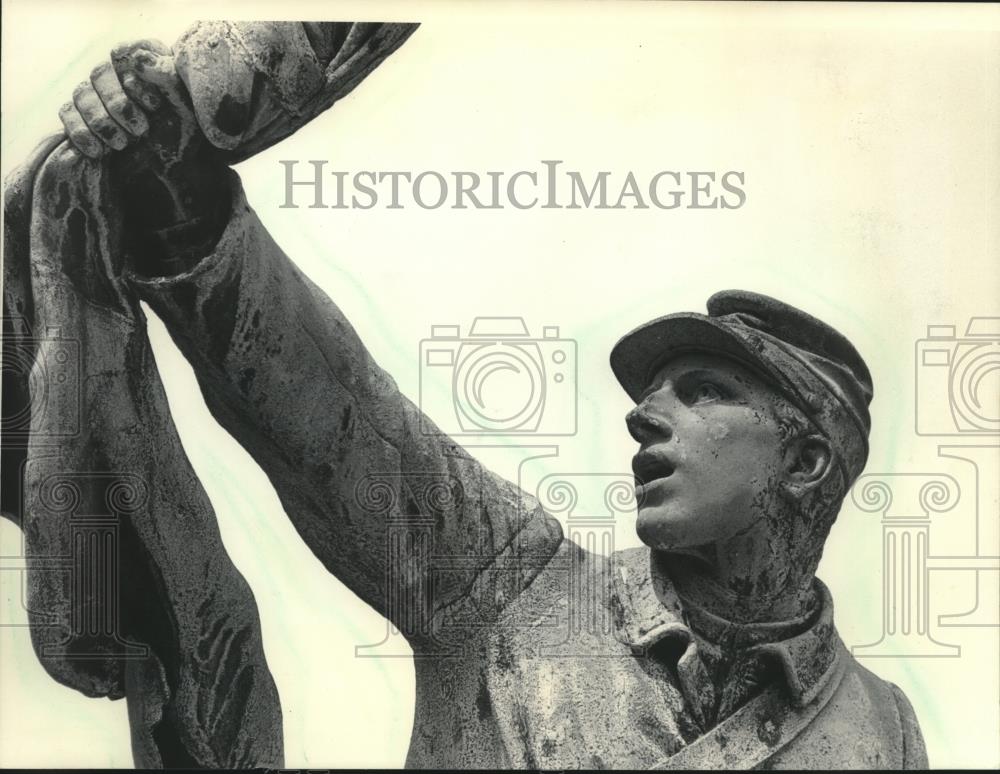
[781,434,833,499]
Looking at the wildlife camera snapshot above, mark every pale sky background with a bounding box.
[2,0,999,768]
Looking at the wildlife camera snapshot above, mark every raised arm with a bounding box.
[129,174,564,645]
[61,32,564,650]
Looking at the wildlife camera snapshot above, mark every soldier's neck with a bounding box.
[657,540,818,625]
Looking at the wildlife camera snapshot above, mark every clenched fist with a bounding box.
[60,39,230,276]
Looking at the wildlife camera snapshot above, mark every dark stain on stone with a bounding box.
[53,181,71,219]
[157,112,182,153]
[338,500,353,527]
[197,615,228,664]
[214,94,250,137]
[494,631,514,672]
[210,664,256,764]
[238,367,256,394]
[756,716,781,747]
[66,207,89,265]
[170,284,198,316]
[201,275,240,361]
[217,625,252,694]
[405,492,419,516]
[475,670,492,721]
[97,123,120,144]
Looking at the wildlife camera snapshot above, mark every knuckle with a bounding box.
[93,118,118,137]
[68,128,100,154]
[106,95,131,115]
[67,126,90,143]
[118,43,152,63]
[120,80,143,101]
[121,75,143,98]
[111,39,141,58]
[124,104,148,129]
[50,144,82,169]
[124,109,149,134]
[72,81,92,101]
[111,41,150,69]
[141,38,170,54]
[86,116,125,146]
[90,62,112,82]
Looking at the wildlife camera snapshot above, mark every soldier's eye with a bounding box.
[692,382,723,404]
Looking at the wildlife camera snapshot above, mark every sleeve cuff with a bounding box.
[124,168,248,289]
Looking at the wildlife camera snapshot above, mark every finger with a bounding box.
[129,50,184,94]
[110,38,172,64]
[121,72,161,112]
[73,81,129,151]
[58,101,104,159]
[128,51,198,125]
[111,39,175,109]
[90,61,148,137]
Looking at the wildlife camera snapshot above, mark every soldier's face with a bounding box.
[626,352,787,551]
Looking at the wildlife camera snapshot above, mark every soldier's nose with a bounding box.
[626,404,673,444]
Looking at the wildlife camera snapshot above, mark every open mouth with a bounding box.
[631,450,676,488]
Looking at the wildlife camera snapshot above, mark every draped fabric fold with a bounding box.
[1,20,418,768]
[3,131,285,770]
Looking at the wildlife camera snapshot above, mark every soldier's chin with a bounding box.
[635,505,694,551]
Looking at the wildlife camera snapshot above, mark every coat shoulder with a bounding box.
[848,657,929,768]
[769,651,929,769]
[887,679,930,768]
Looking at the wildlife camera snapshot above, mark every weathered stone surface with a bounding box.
[3,141,283,768]
[174,21,418,162]
[3,19,928,770]
[1,20,419,769]
[129,175,929,768]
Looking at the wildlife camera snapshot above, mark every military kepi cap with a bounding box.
[609,290,873,484]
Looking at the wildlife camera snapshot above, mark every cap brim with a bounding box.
[609,312,783,403]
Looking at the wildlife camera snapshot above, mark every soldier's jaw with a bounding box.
[635,502,696,551]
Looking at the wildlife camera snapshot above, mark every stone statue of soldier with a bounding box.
[51,27,927,769]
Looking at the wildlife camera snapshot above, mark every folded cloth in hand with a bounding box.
[1,20,417,768]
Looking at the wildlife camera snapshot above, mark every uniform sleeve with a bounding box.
[890,683,929,769]
[126,171,564,650]
[173,21,419,163]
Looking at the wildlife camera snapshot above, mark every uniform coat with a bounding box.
[129,176,928,769]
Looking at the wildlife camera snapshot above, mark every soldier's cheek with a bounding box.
[705,420,732,442]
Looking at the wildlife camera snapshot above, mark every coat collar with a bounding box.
[609,547,842,708]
